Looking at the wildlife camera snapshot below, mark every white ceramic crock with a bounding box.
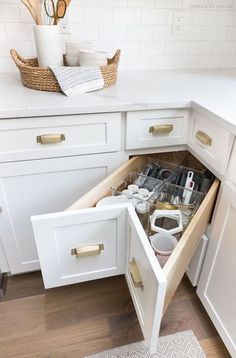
[33,25,63,68]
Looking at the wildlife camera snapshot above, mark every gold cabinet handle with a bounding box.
[129,258,144,290]
[37,134,65,144]
[71,243,104,258]
[195,130,212,146]
[149,124,173,134]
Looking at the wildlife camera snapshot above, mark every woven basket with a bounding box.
[10,48,121,92]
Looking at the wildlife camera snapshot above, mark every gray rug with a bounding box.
[86,330,205,358]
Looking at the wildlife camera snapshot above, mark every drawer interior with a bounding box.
[68,151,220,312]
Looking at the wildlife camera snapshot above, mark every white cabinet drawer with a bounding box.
[31,153,219,353]
[126,110,189,150]
[188,112,234,176]
[0,113,121,162]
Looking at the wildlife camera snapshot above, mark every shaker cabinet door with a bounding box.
[125,205,167,353]
[197,182,236,357]
[0,153,119,274]
[32,203,167,352]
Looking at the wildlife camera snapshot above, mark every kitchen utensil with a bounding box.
[150,209,183,235]
[44,0,67,25]
[57,0,70,18]
[149,232,178,267]
[183,171,194,205]
[21,0,43,25]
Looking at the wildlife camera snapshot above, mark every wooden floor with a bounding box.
[0,272,230,358]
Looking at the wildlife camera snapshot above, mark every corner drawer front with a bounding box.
[31,206,127,289]
[0,113,121,162]
[125,207,166,352]
[126,110,189,150]
[162,179,220,313]
[188,112,234,175]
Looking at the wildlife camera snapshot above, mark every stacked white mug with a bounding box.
[65,41,92,66]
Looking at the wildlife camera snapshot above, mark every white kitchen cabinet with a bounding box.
[0,238,9,273]
[0,153,120,274]
[0,113,121,162]
[188,111,234,176]
[126,110,189,150]
[197,182,236,357]
[31,154,219,353]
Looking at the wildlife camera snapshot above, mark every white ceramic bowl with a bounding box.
[78,50,107,66]
[96,195,129,207]
[65,41,92,54]
[65,54,78,66]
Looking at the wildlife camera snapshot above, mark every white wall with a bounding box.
[1,0,236,73]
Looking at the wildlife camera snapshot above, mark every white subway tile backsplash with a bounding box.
[71,24,98,40]
[84,7,112,24]
[140,40,165,55]
[98,24,127,40]
[113,8,141,24]
[176,55,200,68]
[190,41,213,55]
[6,23,34,40]
[156,0,183,9]
[126,55,151,69]
[213,41,236,54]
[0,24,7,40]
[0,4,19,23]
[128,0,155,7]
[222,55,236,67]
[0,0,236,73]
[199,55,222,68]
[151,55,177,69]
[127,24,154,40]
[113,40,140,55]
[166,41,190,55]
[141,9,169,24]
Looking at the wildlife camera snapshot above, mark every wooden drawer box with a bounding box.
[0,113,121,162]
[188,111,234,176]
[31,151,219,353]
[126,110,189,150]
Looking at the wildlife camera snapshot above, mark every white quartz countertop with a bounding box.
[1,69,236,134]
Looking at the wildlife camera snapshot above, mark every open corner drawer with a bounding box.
[31,152,220,353]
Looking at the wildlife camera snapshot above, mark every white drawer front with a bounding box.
[188,112,234,175]
[0,113,121,162]
[31,206,128,289]
[126,110,189,150]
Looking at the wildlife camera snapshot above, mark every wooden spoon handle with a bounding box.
[21,0,39,24]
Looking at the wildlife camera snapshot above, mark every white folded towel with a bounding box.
[50,66,104,96]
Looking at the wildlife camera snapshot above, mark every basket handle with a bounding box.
[10,49,36,70]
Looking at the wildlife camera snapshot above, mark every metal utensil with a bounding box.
[44,0,67,25]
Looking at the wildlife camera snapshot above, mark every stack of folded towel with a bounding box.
[50,65,104,96]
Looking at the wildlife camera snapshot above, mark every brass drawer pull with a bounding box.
[37,134,65,144]
[71,243,104,258]
[195,130,212,146]
[149,124,173,134]
[129,258,144,290]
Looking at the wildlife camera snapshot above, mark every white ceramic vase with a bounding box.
[33,25,63,68]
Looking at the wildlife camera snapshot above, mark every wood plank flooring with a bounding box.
[0,273,230,358]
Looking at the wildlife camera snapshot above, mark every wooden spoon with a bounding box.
[21,0,39,24]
